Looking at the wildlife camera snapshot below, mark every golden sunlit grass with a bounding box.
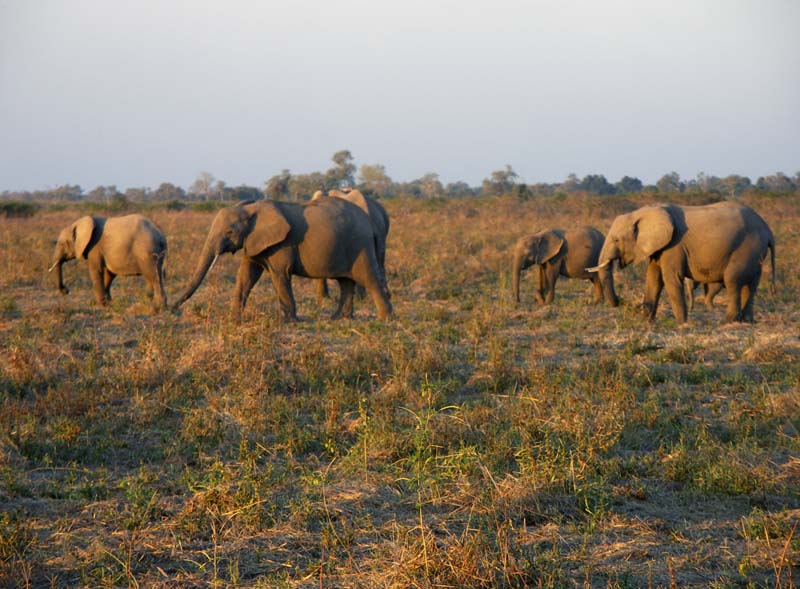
[1,193,798,588]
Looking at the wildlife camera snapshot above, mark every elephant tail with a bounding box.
[768,239,775,296]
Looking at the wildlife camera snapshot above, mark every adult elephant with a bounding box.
[49,214,167,311]
[172,198,392,321]
[512,227,618,306]
[589,201,775,323]
[311,188,390,300]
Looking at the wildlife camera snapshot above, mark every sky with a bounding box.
[1,0,798,192]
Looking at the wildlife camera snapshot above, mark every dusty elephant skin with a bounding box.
[312,188,390,302]
[172,197,392,321]
[592,201,775,324]
[49,214,168,311]
[512,226,618,306]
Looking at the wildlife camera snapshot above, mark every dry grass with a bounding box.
[1,193,798,588]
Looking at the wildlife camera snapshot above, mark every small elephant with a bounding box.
[49,214,168,311]
[512,227,618,306]
[172,197,392,321]
[311,188,390,301]
[590,201,775,323]
[686,279,724,311]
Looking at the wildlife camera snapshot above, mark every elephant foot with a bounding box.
[59,287,70,295]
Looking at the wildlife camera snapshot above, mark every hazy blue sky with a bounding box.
[1,0,798,191]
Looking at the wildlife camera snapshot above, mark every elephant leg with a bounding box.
[534,265,546,305]
[685,279,696,311]
[355,284,367,300]
[103,268,115,300]
[543,265,559,305]
[316,278,330,301]
[142,261,167,312]
[705,282,723,308]
[723,278,743,323]
[351,251,392,320]
[232,257,265,319]
[88,262,109,306]
[642,261,664,321]
[155,258,168,311]
[332,278,355,319]
[267,266,297,321]
[663,272,688,324]
[740,272,760,322]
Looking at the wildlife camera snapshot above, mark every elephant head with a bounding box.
[173,201,291,308]
[590,206,674,271]
[49,216,96,294]
[512,232,564,302]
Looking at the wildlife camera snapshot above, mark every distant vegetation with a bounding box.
[3,150,799,205]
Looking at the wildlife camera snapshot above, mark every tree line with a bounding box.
[2,149,798,204]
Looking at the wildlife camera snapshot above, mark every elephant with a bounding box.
[588,201,775,324]
[311,188,390,301]
[172,197,393,321]
[49,214,167,311]
[512,227,618,306]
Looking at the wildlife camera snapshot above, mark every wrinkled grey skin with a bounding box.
[173,198,392,321]
[512,226,618,306]
[592,201,775,324]
[50,214,167,311]
[312,189,390,301]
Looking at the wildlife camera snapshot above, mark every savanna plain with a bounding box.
[1,193,798,588]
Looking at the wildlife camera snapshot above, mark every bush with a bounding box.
[0,201,40,218]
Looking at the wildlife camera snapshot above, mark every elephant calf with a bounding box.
[50,214,168,312]
[512,227,618,306]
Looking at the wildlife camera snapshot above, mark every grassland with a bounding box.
[1,193,798,588]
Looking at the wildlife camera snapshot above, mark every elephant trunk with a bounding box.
[597,263,618,307]
[590,239,620,272]
[173,241,219,308]
[512,252,527,303]
[50,257,69,294]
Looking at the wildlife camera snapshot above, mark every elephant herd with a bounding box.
[49,195,776,326]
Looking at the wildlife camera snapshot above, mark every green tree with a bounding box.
[325,150,356,189]
[579,174,616,195]
[482,165,518,196]
[560,173,580,193]
[152,182,186,201]
[265,169,291,200]
[419,173,444,199]
[444,181,477,198]
[358,164,392,198]
[656,172,684,193]
[124,187,150,202]
[614,176,643,193]
[719,175,751,197]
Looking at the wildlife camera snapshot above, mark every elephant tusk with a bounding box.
[207,255,219,273]
[48,262,58,272]
[586,260,611,273]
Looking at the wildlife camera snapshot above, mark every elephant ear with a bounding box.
[244,202,291,257]
[73,216,96,259]
[344,189,370,216]
[633,206,674,262]
[535,232,565,265]
[331,188,370,215]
